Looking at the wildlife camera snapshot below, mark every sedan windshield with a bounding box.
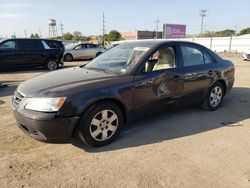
[85,45,150,74]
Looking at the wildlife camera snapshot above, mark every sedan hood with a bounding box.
[18,67,118,97]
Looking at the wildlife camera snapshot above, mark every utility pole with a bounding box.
[154,17,160,39]
[24,30,27,38]
[59,22,64,36]
[38,28,42,38]
[102,12,106,45]
[200,10,207,35]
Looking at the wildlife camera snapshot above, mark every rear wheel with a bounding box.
[64,54,73,62]
[45,60,58,71]
[77,102,124,147]
[201,82,224,111]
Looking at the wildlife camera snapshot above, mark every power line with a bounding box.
[38,28,42,38]
[24,30,27,38]
[154,17,160,39]
[108,17,154,25]
[102,12,106,44]
[200,9,207,34]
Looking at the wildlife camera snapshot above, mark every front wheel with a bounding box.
[96,52,102,57]
[201,82,224,111]
[77,102,124,147]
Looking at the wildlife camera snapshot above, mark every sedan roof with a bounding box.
[117,40,197,48]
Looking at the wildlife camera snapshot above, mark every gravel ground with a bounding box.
[0,55,250,188]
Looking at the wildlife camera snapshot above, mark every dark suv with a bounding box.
[0,38,64,71]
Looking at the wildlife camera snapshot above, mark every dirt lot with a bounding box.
[0,55,250,188]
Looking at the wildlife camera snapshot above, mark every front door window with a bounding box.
[144,46,176,72]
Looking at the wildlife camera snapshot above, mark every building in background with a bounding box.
[122,30,163,40]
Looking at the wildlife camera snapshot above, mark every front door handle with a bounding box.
[135,80,153,87]
[171,75,181,81]
[208,70,213,75]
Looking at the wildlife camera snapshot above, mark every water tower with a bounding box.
[48,19,58,38]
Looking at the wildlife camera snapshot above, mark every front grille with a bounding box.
[12,90,24,108]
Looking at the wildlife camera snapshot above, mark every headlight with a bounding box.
[25,97,66,112]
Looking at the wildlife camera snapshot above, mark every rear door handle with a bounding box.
[16,51,25,54]
[186,73,197,77]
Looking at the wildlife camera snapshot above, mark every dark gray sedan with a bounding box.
[12,40,235,147]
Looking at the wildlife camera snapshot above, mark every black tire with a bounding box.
[96,52,102,57]
[201,82,224,111]
[77,102,124,147]
[45,60,58,71]
[64,54,73,62]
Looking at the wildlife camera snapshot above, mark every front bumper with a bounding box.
[13,109,79,143]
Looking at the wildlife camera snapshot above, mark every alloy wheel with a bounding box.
[47,61,58,71]
[209,86,223,107]
[89,109,118,141]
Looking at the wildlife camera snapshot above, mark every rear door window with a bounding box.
[204,51,213,64]
[86,44,96,48]
[0,40,16,50]
[181,46,204,66]
[45,40,62,48]
[19,40,43,50]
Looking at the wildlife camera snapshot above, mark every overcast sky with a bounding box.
[0,0,249,38]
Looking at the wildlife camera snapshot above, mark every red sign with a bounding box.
[163,24,186,39]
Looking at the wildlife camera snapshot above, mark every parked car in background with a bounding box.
[12,40,235,147]
[0,38,64,71]
[64,43,105,61]
[242,48,250,61]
